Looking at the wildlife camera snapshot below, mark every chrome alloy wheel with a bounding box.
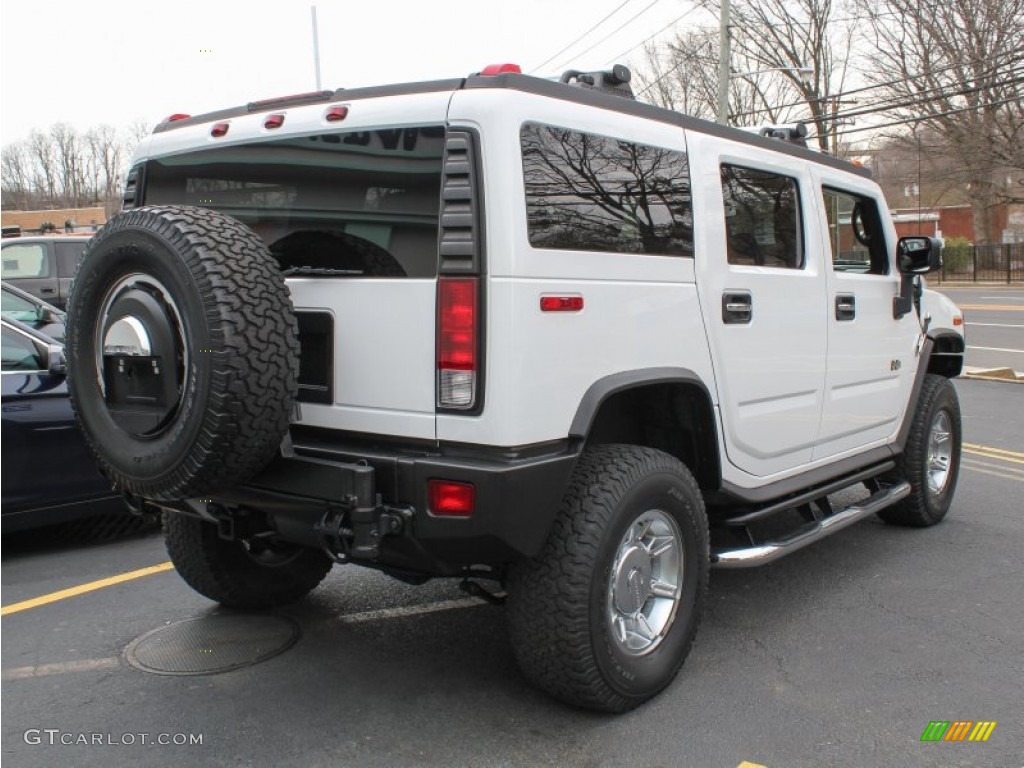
[607,508,684,656]
[94,273,189,438]
[926,411,953,495]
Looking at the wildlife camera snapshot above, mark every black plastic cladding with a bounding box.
[438,129,485,275]
[122,164,145,210]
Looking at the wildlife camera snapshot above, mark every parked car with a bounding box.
[1,235,92,309]
[1,281,66,341]
[1,316,126,532]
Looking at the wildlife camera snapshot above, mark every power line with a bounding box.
[549,0,666,75]
[727,57,1024,120]
[528,0,634,75]
[814,95,1024,141]
[604,4,708,66]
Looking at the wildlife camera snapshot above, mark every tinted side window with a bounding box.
[56,241,88,276]
[521,122,693,256]
[1,244,50,278]
[822,188,890,274]
[2,325,45,372]
[721,165,803,269]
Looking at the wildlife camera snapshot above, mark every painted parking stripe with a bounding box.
[337,597,486,624]
[3,658,120,680]
[0,562,175,617]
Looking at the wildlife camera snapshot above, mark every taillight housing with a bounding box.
[437,277,479,409]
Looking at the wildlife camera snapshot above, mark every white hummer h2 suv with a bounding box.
[66,63,965,712]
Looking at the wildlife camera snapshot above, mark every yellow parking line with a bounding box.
[963,448,1024,466]
[1,562,174,617]
[963,443,1024,459]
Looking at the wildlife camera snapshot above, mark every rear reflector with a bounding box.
[428,480,475,517]
[540,295,584,312]
[438,277,479,409]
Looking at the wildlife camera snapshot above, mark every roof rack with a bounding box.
[742,122,809,147]
[559,64,635,100]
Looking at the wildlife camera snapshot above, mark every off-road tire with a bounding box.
[164,512,333,608]
[66,205,299,501]
[506,444,709,713]
[879,374,961,526]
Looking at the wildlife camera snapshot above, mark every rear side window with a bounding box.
[721,165,803,269]
[56,241,88,277]
[2,244,50,278]
[144,126,447,278]
[822,187,890,274]
[521,122,694,257]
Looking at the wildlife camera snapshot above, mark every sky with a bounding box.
[1,0,711,145]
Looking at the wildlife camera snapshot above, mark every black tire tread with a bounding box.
[163,512,332,608]
[506,444,708,712]
[67,205,299,499]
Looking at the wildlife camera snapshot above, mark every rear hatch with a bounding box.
[140,91,457,441]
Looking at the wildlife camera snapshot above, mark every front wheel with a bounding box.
[879,374,962,527]
[506,445,709,712]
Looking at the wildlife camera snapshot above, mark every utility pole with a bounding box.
[717,0,730,124]
[311,5,322,91]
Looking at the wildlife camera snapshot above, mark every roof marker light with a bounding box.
[480,63,522,75]
[264,113,285,129]
[164,113,191,123]
[211,122,230,137]
[325,105,349,122]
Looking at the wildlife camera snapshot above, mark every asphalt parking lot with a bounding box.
[2,376,1022,768]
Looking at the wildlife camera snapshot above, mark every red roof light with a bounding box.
[211,122,230,137]
[480,63,522,75]
[325,105,349,122]
[164,113,191,123]
[264,113,285,129]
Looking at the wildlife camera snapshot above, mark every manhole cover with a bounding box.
[125,613,299,676]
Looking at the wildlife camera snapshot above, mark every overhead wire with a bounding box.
[603,3,709,67]
[528,0,634,74]
[548,0,666,75]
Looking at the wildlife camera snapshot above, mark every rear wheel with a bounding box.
[879,374,961,526]
[506,445,709,712]
[164,512,333,609]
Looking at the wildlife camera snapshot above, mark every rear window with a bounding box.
[143,126,446,278]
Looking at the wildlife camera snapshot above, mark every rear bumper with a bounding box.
[194,434,580,574]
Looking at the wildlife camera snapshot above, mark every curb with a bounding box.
[961,366,1024,384]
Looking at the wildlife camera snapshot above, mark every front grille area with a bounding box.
[295,311,333,404]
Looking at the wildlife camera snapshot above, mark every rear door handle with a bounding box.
[723,291,752,324]
[835,293,856,321]
[40,287,57,294]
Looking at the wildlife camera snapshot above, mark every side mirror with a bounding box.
[897,236,942,274]
[46,343,66,375]
[40,307,64,324]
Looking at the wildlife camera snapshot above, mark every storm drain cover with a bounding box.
[125,614,300,676]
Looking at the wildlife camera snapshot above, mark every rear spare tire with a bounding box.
[66,205,299,501]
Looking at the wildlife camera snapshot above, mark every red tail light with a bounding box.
[428,480,476,517]
[437,277,478,409]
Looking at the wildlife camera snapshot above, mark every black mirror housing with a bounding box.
[897,236,942,274]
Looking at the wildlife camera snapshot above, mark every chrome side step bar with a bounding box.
[712,481,911,569]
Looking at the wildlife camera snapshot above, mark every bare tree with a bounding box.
[854,0,1024,243]
[635,0,853,152]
